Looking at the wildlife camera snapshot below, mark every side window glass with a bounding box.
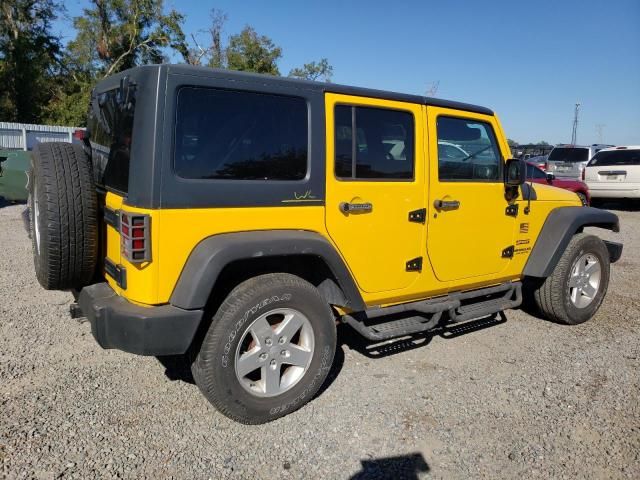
[526,164,547,180]
[174,87,308,180]
[436,116,501,181]
[335,105,414,180]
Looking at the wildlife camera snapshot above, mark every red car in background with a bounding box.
[527,163,590,206]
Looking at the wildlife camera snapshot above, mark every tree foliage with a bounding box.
[225,26,281,75]
[0,3,333,126]
[68,0,187,78]
[288,58,333,82]
[0,0,61,123]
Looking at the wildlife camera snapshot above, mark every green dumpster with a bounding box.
[0,150,30,202]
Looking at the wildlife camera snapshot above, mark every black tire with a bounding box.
[191,273,336,424]
[533,233,610,325]
[576,192,588,206]
[29,142,98,290]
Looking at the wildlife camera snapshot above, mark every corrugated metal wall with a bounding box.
[0,122,83,151]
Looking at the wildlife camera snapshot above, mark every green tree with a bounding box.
[47,0,188,125]
[0,0,62,123]
[288,58,333,82]
[225,26,281,75]
[507,138,519,147]
[68,0,187,78]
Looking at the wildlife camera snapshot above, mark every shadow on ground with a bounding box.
[592,198,640,212]
[158,312,507,407]
[0,196,26,208]
[350,453,430,480]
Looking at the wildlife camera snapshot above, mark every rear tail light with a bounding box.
[119,212,150,263]
[73,129,86,140]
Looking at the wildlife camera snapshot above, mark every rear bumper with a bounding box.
[78,283,202,356]
[587,185,640,198]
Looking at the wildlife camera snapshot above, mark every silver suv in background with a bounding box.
[546,144,613,178]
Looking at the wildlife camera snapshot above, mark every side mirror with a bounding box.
[546,172,555,183]
[504,158,526,186]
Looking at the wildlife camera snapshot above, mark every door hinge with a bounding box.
[406,257,423,272]
[505,204,519,217]
[502,246,514,258]
[408,208,426,223]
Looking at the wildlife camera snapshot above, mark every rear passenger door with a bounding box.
[324,94,425,294]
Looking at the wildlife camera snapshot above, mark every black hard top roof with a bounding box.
[114,64,494,116]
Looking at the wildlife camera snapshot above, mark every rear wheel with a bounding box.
[30,142,98,290]
[191,273,336,424]
[533,233,610,325]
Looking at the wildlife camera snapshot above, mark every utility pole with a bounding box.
[571,102,581,145]
[595,124,605,143]
[426,80,440,97]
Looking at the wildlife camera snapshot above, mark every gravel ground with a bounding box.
[1,199,639,479]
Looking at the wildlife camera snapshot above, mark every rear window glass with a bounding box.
[174,87,308,180]
[87,87,135,193]
[588,149,640,166]
[548,147,589,163]
[334,105,414,180]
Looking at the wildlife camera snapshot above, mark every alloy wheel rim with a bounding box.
[569,253,601,308]
[234,307,315,398]
[33,184,40,255]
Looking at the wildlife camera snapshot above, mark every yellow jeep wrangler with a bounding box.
[28,65,622,424]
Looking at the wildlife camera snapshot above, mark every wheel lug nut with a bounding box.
[270,359,277,368]
[281,350,289,358]
[259,353,267,360]
[278,337,286,344]
[265,338,272,346]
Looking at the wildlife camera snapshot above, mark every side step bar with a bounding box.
[342,282,522,341]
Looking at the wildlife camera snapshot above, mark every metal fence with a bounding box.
[0,122,82,151]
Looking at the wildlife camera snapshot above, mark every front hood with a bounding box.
[526,183,582,204]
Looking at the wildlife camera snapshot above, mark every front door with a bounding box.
[426,108,515,282]
[325,93,425,294]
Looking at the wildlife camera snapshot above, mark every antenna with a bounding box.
[426,80,440,97]
[595,124,605,143]
[570,102,581,144]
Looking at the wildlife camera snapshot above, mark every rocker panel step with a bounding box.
[342,313,442,341]
[342,281,523,341]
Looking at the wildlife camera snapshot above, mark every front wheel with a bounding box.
[533,233,610,325]
[191,273,336,424]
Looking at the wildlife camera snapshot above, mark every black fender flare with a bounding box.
[523,206,620,278]
[170,230,365,311]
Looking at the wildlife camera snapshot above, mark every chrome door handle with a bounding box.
[434,199,460,211]
[339,201,373,214]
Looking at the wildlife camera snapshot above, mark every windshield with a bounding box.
[548,147,589,163]
[589,149,640,166]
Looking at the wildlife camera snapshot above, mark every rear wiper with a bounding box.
[460,145,492,162]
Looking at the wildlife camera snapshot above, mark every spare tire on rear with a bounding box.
[29,142,98,290]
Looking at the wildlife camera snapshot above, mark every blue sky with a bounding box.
[56,0,640,145]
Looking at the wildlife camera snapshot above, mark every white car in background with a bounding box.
[584,146,640,199]
[547,144,613,178]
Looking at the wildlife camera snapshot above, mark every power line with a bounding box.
[595,124,606,143]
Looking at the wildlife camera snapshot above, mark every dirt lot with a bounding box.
[1,199,639,479]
